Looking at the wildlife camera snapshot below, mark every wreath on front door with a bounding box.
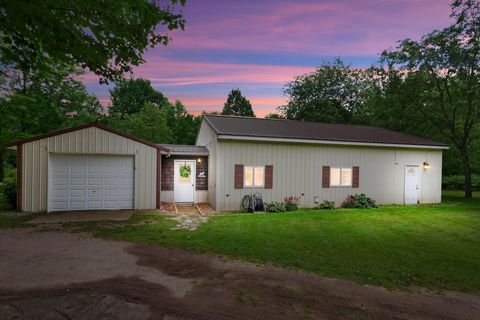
[179,164,191,178]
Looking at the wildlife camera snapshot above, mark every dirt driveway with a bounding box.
[0,229,479,320]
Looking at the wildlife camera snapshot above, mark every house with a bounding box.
[195,115,447,211]
[5,116,448,213]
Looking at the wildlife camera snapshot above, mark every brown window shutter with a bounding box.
[234,164,244,189]
[352,166,360,188]
[265,165,273,189]
[322,166,330,188]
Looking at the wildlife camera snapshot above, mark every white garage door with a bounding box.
[49,154,134,211]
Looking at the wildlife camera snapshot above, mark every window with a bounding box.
[244,166,264,187]
[330,167,352,187]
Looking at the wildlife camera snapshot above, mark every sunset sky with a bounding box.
[82,0,453,117]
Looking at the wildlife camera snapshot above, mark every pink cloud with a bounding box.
[132,59,314,87]
[169,0,452,56]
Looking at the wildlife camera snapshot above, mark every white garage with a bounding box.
[6,122,168,213]
[49,154,135,211]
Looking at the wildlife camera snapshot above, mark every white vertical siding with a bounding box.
[196,122,218,209]
[21,126,158,212]
[215,140,443,212]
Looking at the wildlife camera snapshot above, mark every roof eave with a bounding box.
[4,122,171,152]
[166,152,210,156]
[217,134,449,150]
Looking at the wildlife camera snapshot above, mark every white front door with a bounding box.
[174,160,196,203]
[49,154,134,211]
[404,165,420,205]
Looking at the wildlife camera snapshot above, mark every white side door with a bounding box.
[174,160,196,203]
[404,165,420,205]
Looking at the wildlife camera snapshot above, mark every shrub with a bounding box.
[266,201,286,213]
[319,200,335,210]
[0,173,17,209]
[442,175,480,191]
[341,193,377,209]
[284,196,301,211]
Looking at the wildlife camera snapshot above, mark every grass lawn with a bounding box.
[5,191,480,293]
[0,211,38,228]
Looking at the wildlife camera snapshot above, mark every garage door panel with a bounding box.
[87,189,102,197]
[51,201,68,210]
[88,166,103,174]
[53,165,68,174]
[87,177,102,186]
[121,200,134,209]
[70,201,86,210]
[70,165,85,174]
[105,176,119,185]
[105,166,119,174]
[70,177,85,186]
[119,189,134,197]
[120,176,134,185]
[51,189,68,197]
[103,189,118,197]
[69,189,85,197]
[87,200,103,209]
[49,154,134,211]
[51,177,68,186]
[104,200,120,209]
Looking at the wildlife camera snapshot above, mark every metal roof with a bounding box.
[157,144,209,155]
[203,115,448,148]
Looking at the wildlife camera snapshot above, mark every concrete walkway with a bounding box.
[27,210,134,224]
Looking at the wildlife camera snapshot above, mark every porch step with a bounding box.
[175,203,201,216]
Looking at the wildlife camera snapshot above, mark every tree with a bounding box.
[109,78,167,117]
[109,102,172,143]
[264,113,285,119]
[381,0,480,198]
[222,89,255,117]
[0,63,102,180]
[279,58,375,123]
[0,0,186,83]
[163,101,202,144]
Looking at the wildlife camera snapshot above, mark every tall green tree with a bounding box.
[0,64,102,180]
[108,102,172,143]
[381,0,480,198]
[222,89,255,117]
[279,58,376,123]
[0,0,186,83]
[163,101,202,144]
[109,78,167,117]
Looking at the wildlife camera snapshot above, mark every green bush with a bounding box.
[266,201,286,213]
[0,170,17,209]
[341,194,377,209]
[319,200,336,210]
[284,196,300,211]
[442,175,480,191]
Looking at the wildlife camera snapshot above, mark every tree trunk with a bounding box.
[0,148,4,182]
[461,152,473,198]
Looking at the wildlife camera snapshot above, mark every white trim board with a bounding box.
[217,135,449,150]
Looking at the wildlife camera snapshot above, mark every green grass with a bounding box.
[0,211,37,228]
[53,191,480,293]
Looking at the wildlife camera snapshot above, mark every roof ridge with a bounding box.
[203,114,390,130]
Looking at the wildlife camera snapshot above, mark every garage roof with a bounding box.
[203,115,448,148]
[4,122,170,151]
